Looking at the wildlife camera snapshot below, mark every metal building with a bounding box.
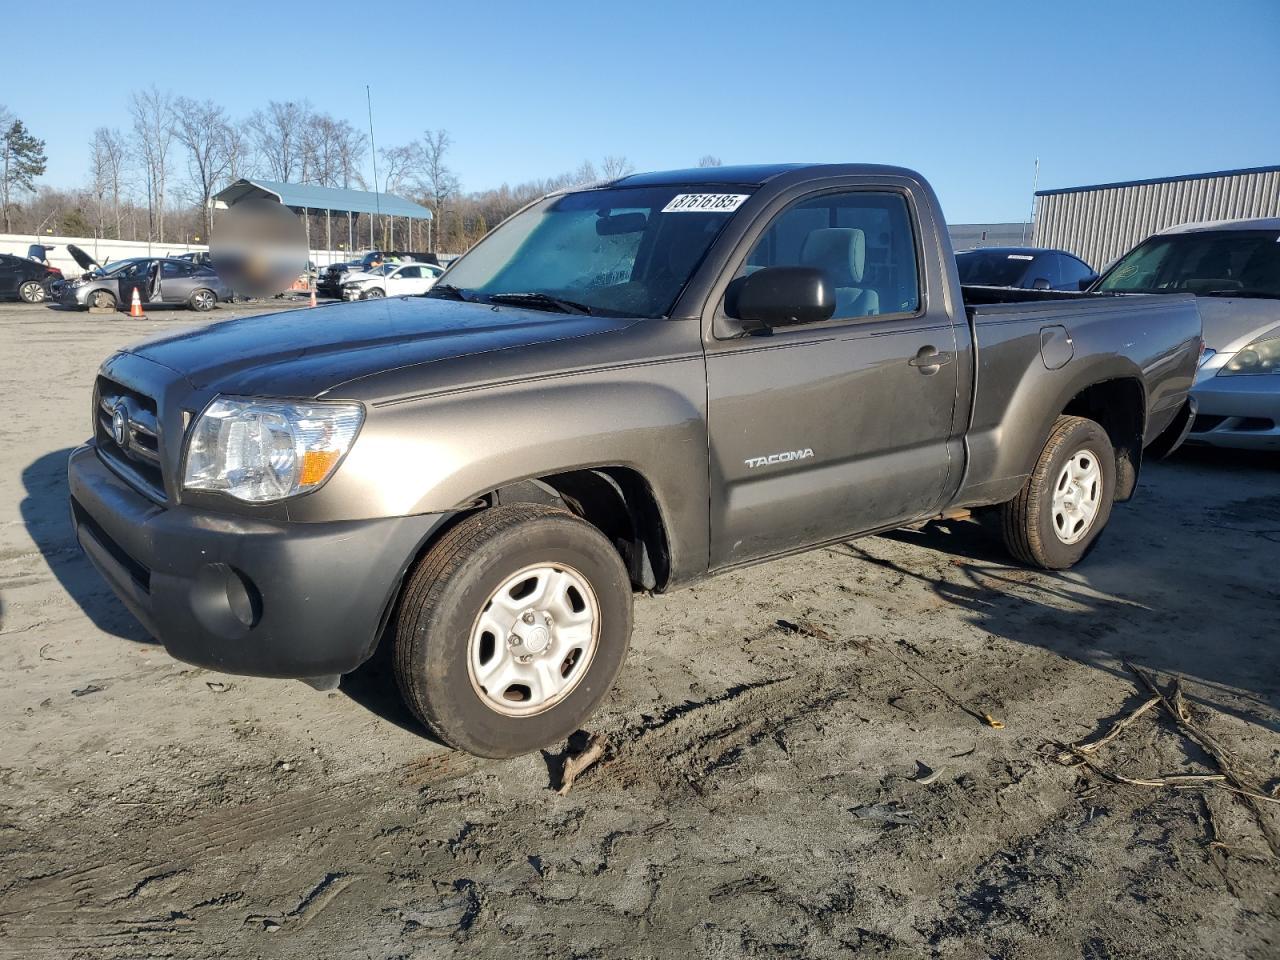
[1033,164,1280,270]
[948,222,1033,251]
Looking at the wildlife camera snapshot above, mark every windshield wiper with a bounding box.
[484,292,594,315]
[428,283,475,302]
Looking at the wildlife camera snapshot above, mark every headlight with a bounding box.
[1218,335,1280,376]
[183,397,364,502]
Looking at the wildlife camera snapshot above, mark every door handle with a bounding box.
[908,347,954,373]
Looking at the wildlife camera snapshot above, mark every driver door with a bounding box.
[706,188,961,568]
[116,261,151,305]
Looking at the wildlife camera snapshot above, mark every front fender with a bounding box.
[292,359,710,582]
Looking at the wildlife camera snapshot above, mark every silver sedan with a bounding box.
[1094,217,1280,450]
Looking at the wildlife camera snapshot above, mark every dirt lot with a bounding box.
[0,299,1277,959]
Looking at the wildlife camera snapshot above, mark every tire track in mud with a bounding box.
[0,752,481,956]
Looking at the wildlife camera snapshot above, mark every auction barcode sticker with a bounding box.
[662,193,750,213]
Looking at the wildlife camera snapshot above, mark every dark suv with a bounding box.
[0,252,62,303]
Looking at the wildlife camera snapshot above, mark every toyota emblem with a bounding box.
[111,403,130,446]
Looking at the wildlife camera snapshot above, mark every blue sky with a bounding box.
[6,0,1278,223]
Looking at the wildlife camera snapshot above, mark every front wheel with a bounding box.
[1000,415,1116,569]
[89,290,116,310]
[18,280,45,303]
[393,504,633,758]
[360,287,385,299]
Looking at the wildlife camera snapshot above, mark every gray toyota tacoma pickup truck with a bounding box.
[69,164,1202,757]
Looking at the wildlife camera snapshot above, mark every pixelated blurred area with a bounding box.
[212,198,307,298]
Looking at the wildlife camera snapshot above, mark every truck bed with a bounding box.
[951,285,1203,510]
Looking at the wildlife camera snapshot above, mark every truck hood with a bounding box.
[1196,296,1280,351]
[124,297,643,399]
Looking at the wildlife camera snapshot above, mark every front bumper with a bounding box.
[68,443,448,679]
[1187,370,1280,450]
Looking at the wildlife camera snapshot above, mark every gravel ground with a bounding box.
[0,299,1277,959]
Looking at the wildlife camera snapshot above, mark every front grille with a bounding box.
[95,376,167,502]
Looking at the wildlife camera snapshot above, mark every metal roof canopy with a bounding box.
[214,178,432,219]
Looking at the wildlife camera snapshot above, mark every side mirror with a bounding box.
[1031,277,1052,291]
[731,266,835,327]
[1078,274,1098,291]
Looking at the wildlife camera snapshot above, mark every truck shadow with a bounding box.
[18,449,155,644]
[339,632,446,742]
[860,490,1279,734]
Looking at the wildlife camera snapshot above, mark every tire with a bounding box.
[188,288,217,311]
[89,290,116,310]
[361,287,385,299]
[394,504,633,758]
[18,280,45,303]
[1001,415,1116,570]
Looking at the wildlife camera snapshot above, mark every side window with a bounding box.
[398,265,423,279]
[1059,255,1094,286]
[1029,254,1059,288]
[737,191,919,319]
[161,261,188,279]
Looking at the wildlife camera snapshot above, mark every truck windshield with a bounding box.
[1098,230,1280,298]
[955,250,1035,286]
[434,186,753,317]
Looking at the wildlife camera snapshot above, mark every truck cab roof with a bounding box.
[610,162,925,189]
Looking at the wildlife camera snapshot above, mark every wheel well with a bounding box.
[1062,378,1145,501]
[487,468,671,591]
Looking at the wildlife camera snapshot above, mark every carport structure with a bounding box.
[212,179,434,260]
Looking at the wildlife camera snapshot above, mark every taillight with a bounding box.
[46,266,62,277]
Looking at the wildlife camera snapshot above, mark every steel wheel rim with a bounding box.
[467,562,600,718]
[92,291,113,309]
[1051,448,1102,544]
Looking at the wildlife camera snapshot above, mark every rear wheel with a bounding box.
[188,288,217,311]
[18,280,45,303]
[1001,415,1116,569]
[393,504,633,758]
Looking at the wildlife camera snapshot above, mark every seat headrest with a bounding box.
[800,228,866,286]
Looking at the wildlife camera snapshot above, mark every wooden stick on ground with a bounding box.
[557,733,609,796]
[1127,663,1280,858]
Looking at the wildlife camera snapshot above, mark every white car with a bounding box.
[341,262,444,300]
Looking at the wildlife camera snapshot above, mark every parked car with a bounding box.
[342,261,444,299]
[61,245,231,312]
[0,251,62,302]
[955,246,1097,290]
[1092,217,1280,450]
[68,163,1200,758]
[319,251,441,297]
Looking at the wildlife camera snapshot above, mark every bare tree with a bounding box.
[419,129,459,246]
[247,100,311,182]
[600,155,634,179]
[221,121,255,183]
[698,155,723,167]
[573,159,598,185]
[332,120,366,189]
[173,97,231,239]
[90,128,127,238]
[129,86,176,242]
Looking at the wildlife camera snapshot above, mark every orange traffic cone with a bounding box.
[130,287,145,318]
[309,286,317,308]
